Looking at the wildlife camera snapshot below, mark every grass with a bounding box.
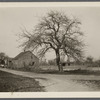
[64,69,100,75]
[74,80,100,91]
[0,70,44,92]
[37,68,100,75]
[33,65,100,76]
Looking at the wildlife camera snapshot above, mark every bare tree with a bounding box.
[19,11,85,72]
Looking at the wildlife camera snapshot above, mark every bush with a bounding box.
[39,61,48,66]
[85,60,100,67]
[48,60,56,65]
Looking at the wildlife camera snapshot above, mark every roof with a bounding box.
[13,51,38,60]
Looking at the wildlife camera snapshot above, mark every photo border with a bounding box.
[0,1,100,99]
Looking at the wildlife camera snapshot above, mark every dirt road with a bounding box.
[0,68,100,91]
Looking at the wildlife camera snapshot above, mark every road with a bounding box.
[0,68,100,92]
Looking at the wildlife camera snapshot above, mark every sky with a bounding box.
[0,6,100,60]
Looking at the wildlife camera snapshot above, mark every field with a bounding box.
[0,70,44,92]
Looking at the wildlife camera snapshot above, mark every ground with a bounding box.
[1,66,100,92]
[0,70,44,92]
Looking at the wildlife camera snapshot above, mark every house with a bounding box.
[8,51,39,70]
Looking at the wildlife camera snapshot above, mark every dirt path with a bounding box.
[0,68,100,91]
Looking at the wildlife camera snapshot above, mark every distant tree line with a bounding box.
[85,56,100,67]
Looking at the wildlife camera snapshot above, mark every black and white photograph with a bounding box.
[0,2,100,96]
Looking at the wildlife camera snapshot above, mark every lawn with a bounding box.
[0,70,44,92]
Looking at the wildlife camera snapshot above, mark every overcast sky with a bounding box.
[0,6,100,60]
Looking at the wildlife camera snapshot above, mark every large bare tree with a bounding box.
[19,11,85,72]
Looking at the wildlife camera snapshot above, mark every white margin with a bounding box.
[0,2,100,98]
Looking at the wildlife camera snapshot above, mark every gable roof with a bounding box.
[13,51,38,60]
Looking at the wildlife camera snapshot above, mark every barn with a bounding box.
[8,51,39,70]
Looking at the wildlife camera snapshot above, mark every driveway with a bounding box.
[0,68,100,92]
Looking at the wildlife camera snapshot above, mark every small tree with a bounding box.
[0,52,6,59]
[86,56,93,63]
[19,11,85,72]
[85,56,94,67]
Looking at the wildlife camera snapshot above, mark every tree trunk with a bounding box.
[56,50,63,72]
[67,55,70,66]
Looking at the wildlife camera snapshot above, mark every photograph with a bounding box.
[0,2,100,98]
